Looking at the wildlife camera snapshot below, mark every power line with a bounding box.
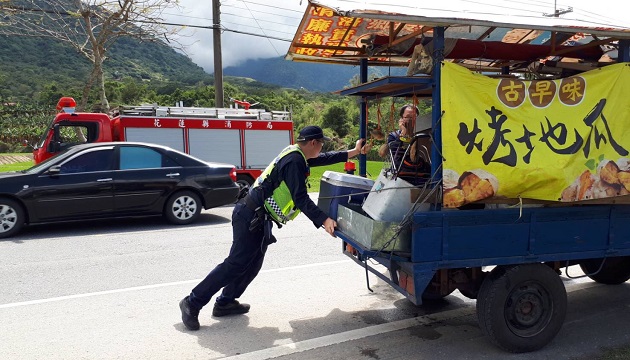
[221,5,302,20]
[222,11,299,27]
[232,0,304,13]
[136,19,293,41]
[239,0,281,56]
[221,20,297,35]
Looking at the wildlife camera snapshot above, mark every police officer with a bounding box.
[180,126,370,330]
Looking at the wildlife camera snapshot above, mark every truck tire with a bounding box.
[0,198,26,239]
[236,175,254,200]
[579,257,630,284]
[164,190,201,225]
[476,264,567,353]
[236,174,254,189]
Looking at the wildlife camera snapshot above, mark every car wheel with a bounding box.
[164,190,201,225]
[0,198,25,239]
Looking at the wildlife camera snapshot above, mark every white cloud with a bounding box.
[164,0,630,74]
[164,0,305,73]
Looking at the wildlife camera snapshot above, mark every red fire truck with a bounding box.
[33,97,294,187]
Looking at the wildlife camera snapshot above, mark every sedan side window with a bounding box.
[60,149,115,174]
[120,147,178,170]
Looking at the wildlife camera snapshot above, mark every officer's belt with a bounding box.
[243,193,283,229]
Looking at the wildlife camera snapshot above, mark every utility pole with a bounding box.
[544,1,572,17]
[212,0,224,107]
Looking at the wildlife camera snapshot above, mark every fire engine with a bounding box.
[33,97,294,187]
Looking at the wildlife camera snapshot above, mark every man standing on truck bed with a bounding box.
[179,125,371,330]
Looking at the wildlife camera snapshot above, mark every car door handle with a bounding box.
[166,173,180,178]
[97,178,113,182]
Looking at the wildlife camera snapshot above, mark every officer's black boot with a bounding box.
[212,300,250,317]
[180,296,200,330]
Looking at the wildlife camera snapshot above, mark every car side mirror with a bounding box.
[47,165,61,176]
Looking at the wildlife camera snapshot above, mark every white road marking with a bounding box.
[0,260,348,309]
[221,306,476,360]
[219,280,600,360]
[0,258,602,360]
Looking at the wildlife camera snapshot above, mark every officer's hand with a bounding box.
[361,141,372,155]
[354,138,365,153]
[323,218,337,237]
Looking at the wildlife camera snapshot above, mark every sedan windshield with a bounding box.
[22,148,74,174]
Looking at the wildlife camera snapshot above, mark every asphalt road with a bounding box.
[2,195,630,359]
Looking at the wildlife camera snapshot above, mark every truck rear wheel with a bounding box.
[579,256,630,284]
[476,264,567,353]
[164,190,201,225]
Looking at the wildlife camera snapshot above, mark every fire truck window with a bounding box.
[59,126,89,148]
[119,146,162,170]
[60,149,114,174]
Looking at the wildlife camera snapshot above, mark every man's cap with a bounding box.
[297,125,331,141]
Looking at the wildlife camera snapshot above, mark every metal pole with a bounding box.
[212,0,224,108]
[359,58,368,177]
[619,40,630,62]
[431,26,445,209]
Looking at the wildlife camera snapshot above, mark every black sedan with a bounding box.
[0,142,240,238]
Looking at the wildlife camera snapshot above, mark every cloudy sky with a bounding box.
[162,0,630,74]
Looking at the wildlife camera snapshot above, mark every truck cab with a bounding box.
[33,97,113,163]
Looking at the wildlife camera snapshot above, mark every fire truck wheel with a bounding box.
[579,256,630,284]
[164,190,201,225]
[476,264,567,353]
[0,198,26,239]
[236,175,254,189]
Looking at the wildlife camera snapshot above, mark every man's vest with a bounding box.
[251,145,308,224]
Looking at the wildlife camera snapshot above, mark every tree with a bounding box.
[322,102,351,138]
[0,0,184,112]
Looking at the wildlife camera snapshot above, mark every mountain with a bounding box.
[0,33,405,102]
[223,56,407,93]
[0,35,212,102]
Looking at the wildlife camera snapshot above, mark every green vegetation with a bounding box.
[0,161,32,173]
[0,35,211,104]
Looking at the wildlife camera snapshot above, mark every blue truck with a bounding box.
[289,0,630,353]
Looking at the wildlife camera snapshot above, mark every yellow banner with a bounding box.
[441,62,630,207]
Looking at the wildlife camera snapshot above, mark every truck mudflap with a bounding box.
[337,230,435,306]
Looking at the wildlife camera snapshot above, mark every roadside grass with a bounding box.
[0,161,33,172]
[0,152,34,172]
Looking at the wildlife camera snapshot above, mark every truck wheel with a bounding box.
[236,175,254,189]
[236,175,254,200]
[164,190,201,225]
[476,264,567,353]
[579,257,630,284]
[0,198,25,239]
